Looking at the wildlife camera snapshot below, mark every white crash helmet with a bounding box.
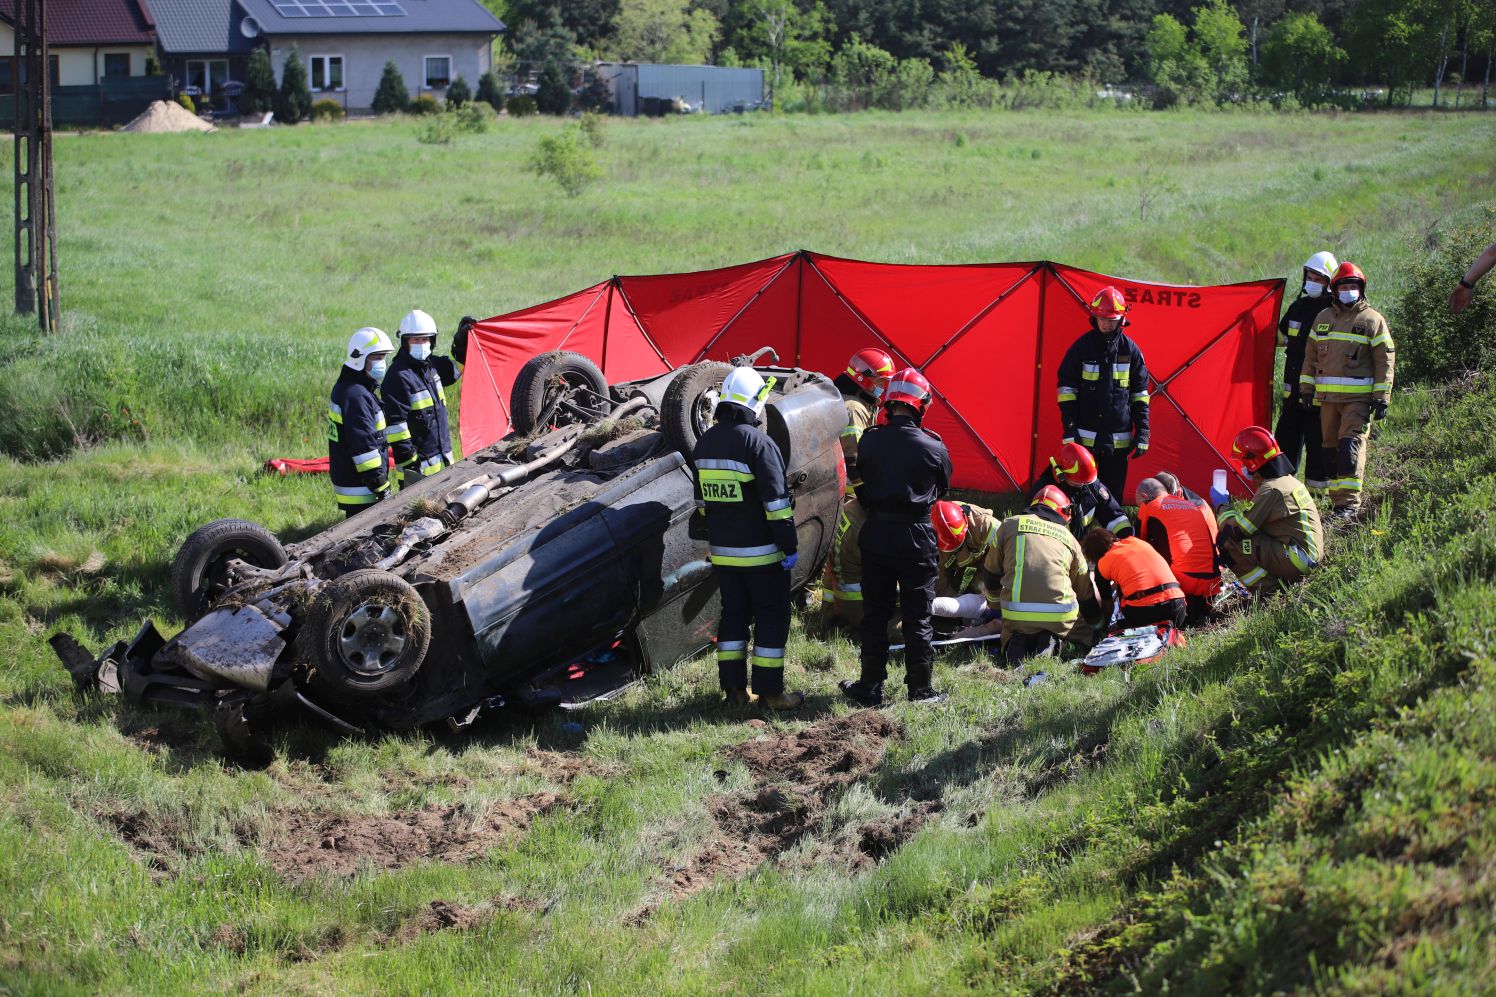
[344,326,395,370]
[715,366,775,420]
[398,308,438,340]
[1302,251,1338,281]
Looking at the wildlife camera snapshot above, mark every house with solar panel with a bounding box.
[150,0,503,114]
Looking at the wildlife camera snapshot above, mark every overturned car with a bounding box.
[52,350,846,745]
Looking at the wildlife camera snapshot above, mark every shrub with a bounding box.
[241,47,276,115]
[176,91,196,114]
[372,59,409,114]
[1394,209,1496,383]
[446,75,471,109]
[536,60,571,115]
[274,47,312,123]
[475,71,504,111]
[452,101,493,134]
[576,69,611,113]
[418,113,456,144]
[527,125,602,197]
[578,111,605,148]
[310,98,345,122]
[408,93,440,115]
[506,94,538,117]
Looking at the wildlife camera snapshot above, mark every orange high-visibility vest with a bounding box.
[1137,494,1219,579]
[1097,536,1182,608]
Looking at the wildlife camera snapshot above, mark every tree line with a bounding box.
[482,0,1496,110]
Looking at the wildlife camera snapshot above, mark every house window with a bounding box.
[103,53,131,78]
[186,58,229,94]
[309,54,344,92]
[424,55,451,89]
[49,54,58,88]
[8,56,57,89]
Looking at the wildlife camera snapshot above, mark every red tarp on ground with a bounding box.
[462,252,1283,499]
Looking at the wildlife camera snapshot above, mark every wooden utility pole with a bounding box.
[14,0,59,332]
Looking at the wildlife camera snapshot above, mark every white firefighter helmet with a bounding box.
[1302,251,1338,280]
[344,326,395,370]
[398,308,438,339]
[715,366,775,420]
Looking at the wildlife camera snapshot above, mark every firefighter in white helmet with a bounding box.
[381,309,471,487]
[1274,251,1337,493]
[328,327,394,516]
[692,365,803,710]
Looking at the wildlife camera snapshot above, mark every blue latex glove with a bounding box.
[1209,486,1230,509]
[781,552,798,571]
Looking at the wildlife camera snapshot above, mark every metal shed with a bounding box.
[595,62,766,116]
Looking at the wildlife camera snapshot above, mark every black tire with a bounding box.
[510,350,609,435]
[170,518,288,621]
[299,569,431,699]
[661,362,732,464]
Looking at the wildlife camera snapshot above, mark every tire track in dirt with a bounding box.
[99,749,602,884]
[634,710,939,920]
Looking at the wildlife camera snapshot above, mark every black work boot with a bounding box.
[839,678,884,707]
[907,686,949,705]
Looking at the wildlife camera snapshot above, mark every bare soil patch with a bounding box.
[267,793,560,883]
[102,791,562,883]
[387,899,490,944]
[650,710,903,912]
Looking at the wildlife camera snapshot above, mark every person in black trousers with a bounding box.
[840,368,953,707]
[1055,285,1152,501]
[1274,251,1337,493]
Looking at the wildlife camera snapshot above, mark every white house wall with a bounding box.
[268,33,492,110]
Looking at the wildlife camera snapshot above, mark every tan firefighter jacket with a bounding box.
[840,395,875,496]
[936,501,999,598]
[981,512,1093,635]
[1299,298,1394,404]
[1218,473,1325,574]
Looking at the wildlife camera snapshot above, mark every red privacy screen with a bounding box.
[461,252,1283,499]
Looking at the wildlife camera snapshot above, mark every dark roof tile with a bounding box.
[0,0,155,45]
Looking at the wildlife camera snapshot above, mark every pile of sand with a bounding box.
[121,100,216,134]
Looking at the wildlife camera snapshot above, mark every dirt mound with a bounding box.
[388,899,489,943]
[268,793,559,883]
[659,710,902,907]
[121,100,216,134]
[855,801,943,862]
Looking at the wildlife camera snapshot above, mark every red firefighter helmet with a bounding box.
[1330,262,1366,290]
[847,347,895,397]
[1232,425,1282,475]
[1088,286,1128,319]
[1031,484,1073,523]
[1052,442,1098,487]
[932,501,968,552]
[882,367,933,414]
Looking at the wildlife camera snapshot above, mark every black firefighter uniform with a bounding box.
[327,366,390,514]
[692,408,798,697]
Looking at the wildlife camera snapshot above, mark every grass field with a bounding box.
[2,108,1495,994]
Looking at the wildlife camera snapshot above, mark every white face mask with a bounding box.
[368,358,388,381]
[410,343,432,361]
[1304,280,1326,296]
[1337,288,1361,305]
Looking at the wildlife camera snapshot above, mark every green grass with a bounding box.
[2,109,1496,993]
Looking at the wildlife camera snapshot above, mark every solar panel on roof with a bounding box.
[270,0,405,16]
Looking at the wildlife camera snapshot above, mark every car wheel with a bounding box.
[299,569,431,698]
[510,350,609,434]
[661,361,732,464]
[170,518,288,621]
